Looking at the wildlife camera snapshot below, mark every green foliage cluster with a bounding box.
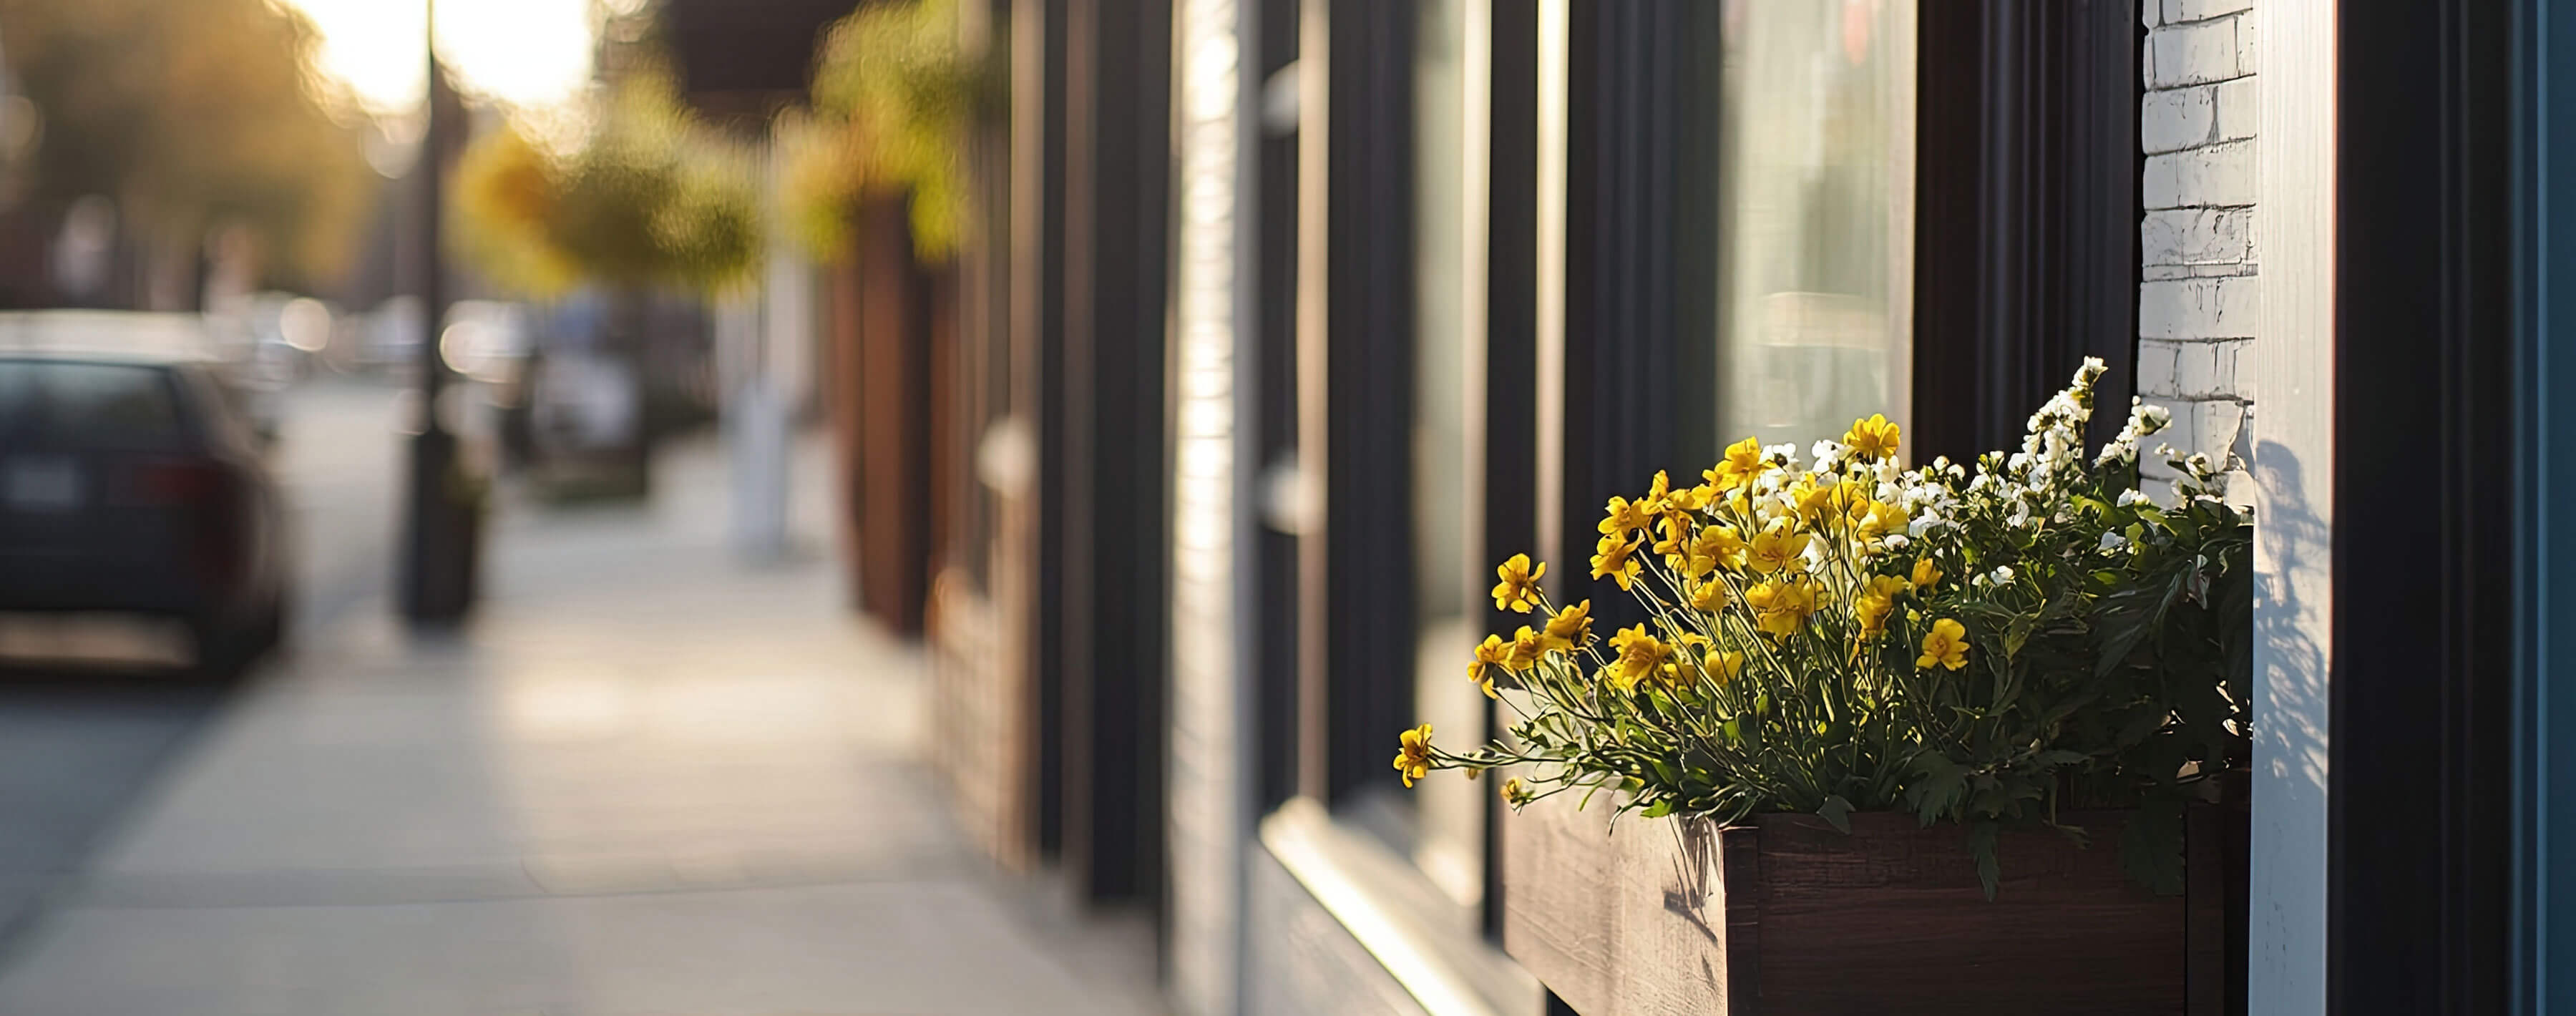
[450,76,761,296]
[782,0,997,261]
[0,0,372,285]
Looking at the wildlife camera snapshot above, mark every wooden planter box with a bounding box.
[1503,795,2238,1015]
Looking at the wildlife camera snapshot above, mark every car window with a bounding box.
[0,360,190,451]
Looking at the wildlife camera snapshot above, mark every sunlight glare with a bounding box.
[282,0,598,114]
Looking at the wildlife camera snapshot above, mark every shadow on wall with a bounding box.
[2250,438,2326,803]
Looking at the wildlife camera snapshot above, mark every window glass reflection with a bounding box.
[1712,0,1917,450]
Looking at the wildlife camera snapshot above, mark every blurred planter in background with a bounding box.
[786,0,995,632]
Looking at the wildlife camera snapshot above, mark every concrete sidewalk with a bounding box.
[0,436,1163,1015]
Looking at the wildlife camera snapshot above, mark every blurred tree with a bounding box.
[781,0,997,262]
[0,0,371,296]
[450,73,761,297]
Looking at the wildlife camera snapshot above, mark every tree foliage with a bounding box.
[781,0,997,262]
[450,74,761,297]
[0,0,371,285]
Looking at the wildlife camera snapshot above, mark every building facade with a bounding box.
[883,0,2567,1012]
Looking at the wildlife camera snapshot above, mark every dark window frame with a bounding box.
[2334,0,2515,1010]
[1055,0,1176,912]
[1298,0,1423,810]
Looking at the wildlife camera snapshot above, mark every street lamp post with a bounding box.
[399,0,479,623]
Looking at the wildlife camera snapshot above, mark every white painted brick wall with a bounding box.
[2142,208,2251,267]
[2165,0,2253,22]
[2142,87,2216,154]
[2137,2,2256,489]
[2144,140,2257,208]
[2214,77,2258,142]
[2140,277,2260,339]
[2148,15,2243,87]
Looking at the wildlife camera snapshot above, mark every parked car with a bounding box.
[0,316,291,676]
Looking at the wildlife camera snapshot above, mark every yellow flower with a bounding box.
[1685,524,1745,577]
[1853,575,1908,639]
[1469,635,1511,697]
[1507,625,1546,673]
[1917,618,1970,671]
[1491,554,1547,613]
[1641,470,1674,514]
[1792,477,1852,524]
[1707,436,1770,492]
[1599,496,1654,538]
[1845,414,1901,459]
[1852,499,1910,544]
[1542,600,1595,650]
[1747,519,1813,575]
[1393,723,1435,787]
[1664,484,1709,513]
[1911,556,1943,590]
[1746,578,1818,640]
[1654,512,1692,560]
[1591,532,1644,590]
[1702,649,1745,685]
[1688,576,1729,613]
[1500,777,1533,806]
[1606,624,1676,692]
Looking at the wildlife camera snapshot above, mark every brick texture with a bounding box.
[2136,1,2255,489]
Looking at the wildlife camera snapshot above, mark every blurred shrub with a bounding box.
[0,0,372,287]
[450,124,576,295]
[451,75,761,296]
[784,0,999,262]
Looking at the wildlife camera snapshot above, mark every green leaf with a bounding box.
[1969,821,2001,901]
[1818,795,1854,834]
[1640,798,1676,819]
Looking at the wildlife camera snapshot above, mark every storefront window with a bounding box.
[1408,0,1485,914]
[1712,0,1916,449]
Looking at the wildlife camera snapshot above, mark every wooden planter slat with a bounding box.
[1504,794,2227,1015]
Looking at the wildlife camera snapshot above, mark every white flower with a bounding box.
[2117,489,2150,507]
[1885,534,1911,552]
[2099,532,2128,551]
[1990,565,2015,585]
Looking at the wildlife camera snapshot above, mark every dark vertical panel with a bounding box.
[1058,0,1103,897]
[1910,1,2138,464]
[2333,0,2514,1011]
[1060,0,1175,908]
[1033,0,1072,860]
[1317,0,1419,804]
[1254,0,1304,815]
[1556,1,1699,637]
[1478,0,1538,943]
